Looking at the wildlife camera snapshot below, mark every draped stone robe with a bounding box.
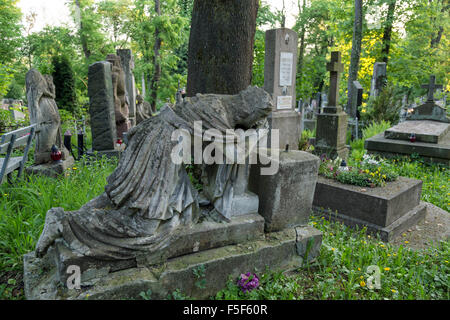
[36,86,273,261]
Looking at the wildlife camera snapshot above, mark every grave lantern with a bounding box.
[50,145,62,163]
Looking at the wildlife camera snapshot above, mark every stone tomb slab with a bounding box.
[365,131,450,165]
[312,176,426,242]
[384,120,449,144]
[24,226,323,300]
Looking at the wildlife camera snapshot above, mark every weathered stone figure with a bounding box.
[35,86,272,263]
[135,94,152,124]
[26,69,70,164]
[106,54,131,139]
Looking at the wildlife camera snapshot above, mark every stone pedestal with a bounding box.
[24,225,322,300]
[264,28,301,150]
[25,156,75,178]
[314,109,349,159]
[268,111,301,151]
[249,150,320,232]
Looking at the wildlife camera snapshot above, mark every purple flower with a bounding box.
[237,272,259,293]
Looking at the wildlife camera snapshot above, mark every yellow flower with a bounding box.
[387,254,391,257]
[384,267,390,271]
[360,281,366,287]
[73,167,78,170]
[358,268,361,271]
[331,248,335,251]
[391,289,396,293]
[404,241,409,244]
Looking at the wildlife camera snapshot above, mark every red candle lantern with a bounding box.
[409,133,416,143]
[51,145,63,162]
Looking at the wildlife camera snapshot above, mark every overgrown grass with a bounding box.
[216,216,449,300]
[0,124,448,300]
[0,156,117,274]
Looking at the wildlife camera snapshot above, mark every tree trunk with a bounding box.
[150,0,161,113]
[75,0,91,60]
[380,0,396,64]
[186,0,259,96]
[296,0,307,94]
[346,0,363,117]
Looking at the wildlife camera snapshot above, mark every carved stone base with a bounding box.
[314,111,348,160]
[25,157,75,178]
[24,225,322,300]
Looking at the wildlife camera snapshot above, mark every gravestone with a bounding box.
[314,51,348,159]
[88,61,118,154]
[264,28,301,150]
[25,69,74,177]
[117,49,137,127]
[366,75,449,164]
[370,62,387,97]
[407,75,448,123]
[106,54,131,139]
[351,80,363,119]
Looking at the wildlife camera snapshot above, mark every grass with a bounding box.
[0,120,448,300]
[0,156,117,299]
[215,216,449,300]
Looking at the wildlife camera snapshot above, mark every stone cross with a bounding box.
[421,75,443,102]
[326,51,344,110]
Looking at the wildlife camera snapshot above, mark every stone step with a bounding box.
[24,226,323,300]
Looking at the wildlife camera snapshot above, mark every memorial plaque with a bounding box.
[279,52,293,87]
[277,96,293,110]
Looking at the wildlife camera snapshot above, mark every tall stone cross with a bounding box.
[326,51,344,110]
[421,75,443,102]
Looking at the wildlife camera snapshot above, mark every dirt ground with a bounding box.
[391,202,450,250]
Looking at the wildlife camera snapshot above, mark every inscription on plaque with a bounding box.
[279,52,293,87]
[277,96,292,110]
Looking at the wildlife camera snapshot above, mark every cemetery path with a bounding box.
[391,202,450,250]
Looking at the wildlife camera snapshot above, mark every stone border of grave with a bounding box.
[312,176,427,242]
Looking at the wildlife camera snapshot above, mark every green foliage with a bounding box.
[299,129,315,151]
[319,154,398,187]
[387,156,449,212]
[0,0,22,65]
[52,55,79,115]
[360,84,402,124]
[0,63,13,98]
[0,156,117,273]
[193,264,206,289]
[217,217,449,300]
[252,1,282,87]
[139,289,152,300]
[216,270,301,300]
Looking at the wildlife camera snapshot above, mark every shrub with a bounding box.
[360,84,402,125]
